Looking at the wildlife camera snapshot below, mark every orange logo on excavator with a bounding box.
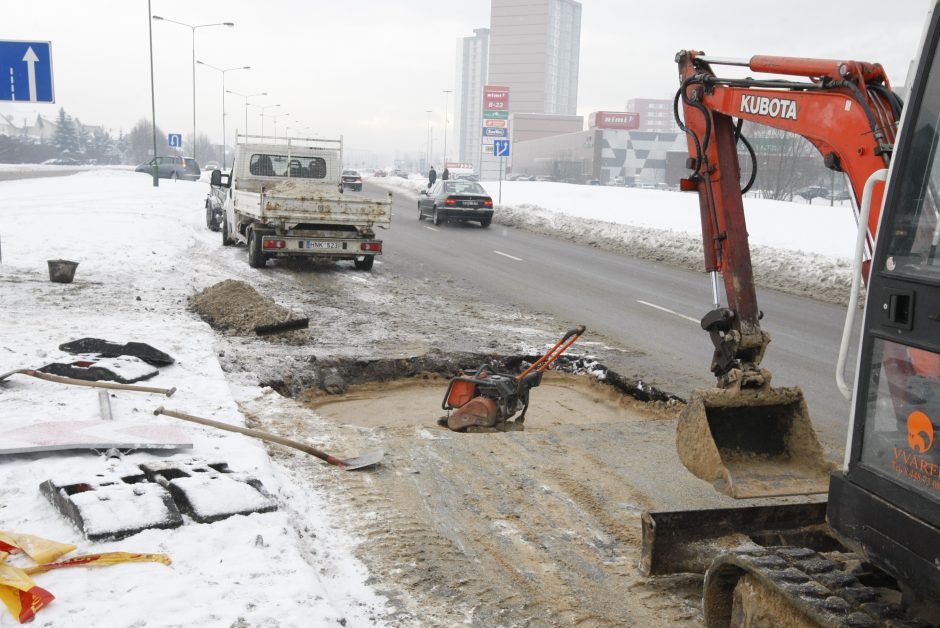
[907,411,935,453]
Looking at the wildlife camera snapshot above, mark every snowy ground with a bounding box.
[0,168,861,627]
[372,175,861,304]
[0,170,388,627]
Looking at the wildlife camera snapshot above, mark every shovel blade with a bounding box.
[340,449,384,470]
[676,386,833,498]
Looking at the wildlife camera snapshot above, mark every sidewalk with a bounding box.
[0,170,387,627]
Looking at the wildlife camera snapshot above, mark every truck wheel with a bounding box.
[206,206,220,231]
[221,216,235,246]
[417,203,424,221]
[248,229,267,268]
[433,207,442,226]
[354,255,374,271]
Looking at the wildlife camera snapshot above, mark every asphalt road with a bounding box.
[361,180,858,454]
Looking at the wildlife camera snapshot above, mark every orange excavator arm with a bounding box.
[674,50,901,387]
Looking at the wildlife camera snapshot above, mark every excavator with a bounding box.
[642,2,940,625]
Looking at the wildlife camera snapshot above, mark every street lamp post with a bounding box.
[442,89,452,168]
[260,104,281,137]
[147,0,159,187]
[152,15,233,161]
[196,61,249,169]
[226,90,267,138]
[425,109,433,173]
[271,113,290,142]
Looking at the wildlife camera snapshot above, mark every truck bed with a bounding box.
[234,179,391,227]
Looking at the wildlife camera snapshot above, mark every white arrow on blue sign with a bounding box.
[168,134,183,149]
[0,41,54,103]
[493,139,510,157]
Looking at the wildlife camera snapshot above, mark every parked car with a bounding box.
[341,169,363,191]
[373,169,387,178]
[204,170,231,232]
[795,185,829,200]
[391,169,409,179]
[135,156,201,181]
[41,157,82,166]
[455,174,479,182]
[417,180,493,227]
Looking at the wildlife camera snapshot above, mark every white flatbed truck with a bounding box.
[216,134,392,270]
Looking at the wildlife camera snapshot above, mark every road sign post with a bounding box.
[0,41,54,102]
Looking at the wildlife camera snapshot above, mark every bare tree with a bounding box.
[738,122,823,201]
[126,118,166,165]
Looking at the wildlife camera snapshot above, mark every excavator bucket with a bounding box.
[676,386,833,498]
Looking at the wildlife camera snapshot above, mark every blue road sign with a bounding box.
[0,41,53,103]
[493,139,510,157]
[168,134,183,148]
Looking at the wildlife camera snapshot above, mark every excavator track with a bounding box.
[704,546,930,628]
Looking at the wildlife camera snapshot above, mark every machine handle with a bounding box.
[561,325,587,343]
[837,169,887,401]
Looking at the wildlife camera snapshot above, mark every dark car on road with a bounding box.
[341,169,363,191]
[135,156,201,181]
[418,180,493,227]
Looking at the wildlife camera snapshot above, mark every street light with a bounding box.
[442,89,452,168]
[270,113,290,142]
[147,0,159,187]
[152,15,234,160]
[196,61,249,169]
[425,109,433,173]
[226,90,266,137]
[259,104,280,136]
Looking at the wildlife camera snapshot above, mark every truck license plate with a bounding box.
[306,240,338,249]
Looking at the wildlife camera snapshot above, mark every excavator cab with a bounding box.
[827,21,940,602]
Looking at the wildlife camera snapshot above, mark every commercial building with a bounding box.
[454,28,490,170]
[488,0,582,115]
[625,98,680,134]
[511,127,686,185]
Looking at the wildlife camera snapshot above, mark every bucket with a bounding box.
[675,385,833,498]
[47,259,79,283]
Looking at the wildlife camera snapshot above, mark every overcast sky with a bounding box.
[0,0,930,163]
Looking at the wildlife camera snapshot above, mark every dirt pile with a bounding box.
[189,279,308,343]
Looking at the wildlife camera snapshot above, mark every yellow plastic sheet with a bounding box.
[24,552,172,576]
[0,563,55,623]
[0,532,170,623]
[0,531,75,564]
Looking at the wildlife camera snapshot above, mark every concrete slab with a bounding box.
[0,419,192,455]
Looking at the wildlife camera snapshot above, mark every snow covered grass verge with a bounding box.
[367,176,856,305]
[0,170,390,626]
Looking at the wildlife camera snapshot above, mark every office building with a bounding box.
[488,0,582,115]
[625,98,680,134]
[455,28,490,170]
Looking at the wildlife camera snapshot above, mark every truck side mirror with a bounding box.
[210,169,223,187]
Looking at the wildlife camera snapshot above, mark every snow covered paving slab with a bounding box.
[0,171,389,626]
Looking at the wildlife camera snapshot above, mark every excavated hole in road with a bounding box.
[261,353,684,429]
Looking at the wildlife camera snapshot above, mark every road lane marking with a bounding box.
[493,250,523,262]
[637,300,700,324]
[425,226,441,232]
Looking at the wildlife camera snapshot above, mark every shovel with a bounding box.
[153,406,383,470]
[0,368,176,396]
